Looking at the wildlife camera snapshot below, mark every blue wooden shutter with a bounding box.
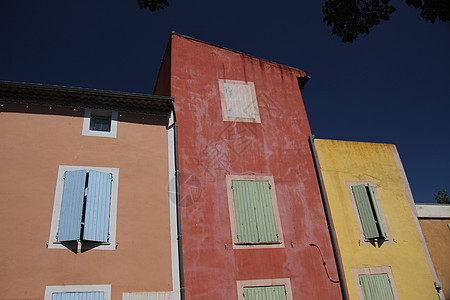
[52,292,104,300]
[83,170,112,242]
[352,184,379,239]
[244,286,287,300]
[57,170,87,242]
[360,274,395,300]
[233,180,278,243]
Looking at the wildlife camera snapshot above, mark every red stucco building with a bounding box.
[155,32,345,299]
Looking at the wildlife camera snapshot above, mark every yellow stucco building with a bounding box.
[313,139,442,300]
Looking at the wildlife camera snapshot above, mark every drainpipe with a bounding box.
[309,135,349,300]
[169,102,185,300]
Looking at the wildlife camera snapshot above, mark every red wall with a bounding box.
[156,33,342,299]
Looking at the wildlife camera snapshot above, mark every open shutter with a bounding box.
[233,181,259,243]
[57,170,87,242]
[352,184,379,239]
[83,170,112,242]
[244,286,287,300]
[360,274,395,300]
[367,185,386,239]
[52,292,104,300]
[254,181,278,242]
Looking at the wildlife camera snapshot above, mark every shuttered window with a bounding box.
[57,170,112,243]
[243,286,287,300]
[232,180,278,244]
[52,292,104,300]
[352,184,386,240]
[360,274,395,300]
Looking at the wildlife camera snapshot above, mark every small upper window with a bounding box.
[82,108,118,138]
[218,79,261,123]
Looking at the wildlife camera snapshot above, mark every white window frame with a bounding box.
[82,108,118,138]
[353,267,399,300]
[226,174,285,249]
[44,285,111,300]
[48,165,119,250]
[236,278,292,300]
[218,79,261,123]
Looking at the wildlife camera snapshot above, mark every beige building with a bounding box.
[416,204,450,299]
[0,81,181,299]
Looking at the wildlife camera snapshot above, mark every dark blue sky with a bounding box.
[1,1,449,203]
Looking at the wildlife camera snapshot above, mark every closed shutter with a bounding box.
[83,170,112,242]
[52,292,104,300]
[233,181,278,243]
[352,184,379,239]
[360,274,395,300]
[224,83,256,119]
[57,170,87,242]
[243,286,287,300]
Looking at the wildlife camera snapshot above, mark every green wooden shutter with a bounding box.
[367,185,386,239]
[352,184,379,239]
[244,286,287,300]
[360,274,395,300]
[233,180,278,243]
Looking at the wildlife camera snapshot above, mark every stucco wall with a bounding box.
[315,139,437,299]
[161,34,342,299]
[419,218,450,298]
[0,103,172,299]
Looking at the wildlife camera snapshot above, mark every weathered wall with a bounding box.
[0,103,172,299]
[419,218,450,298]
[160,33,342,299]
[315,139,437,299]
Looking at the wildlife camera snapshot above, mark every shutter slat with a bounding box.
[57,170,86,242]
[360,274,394,300]
[52,292,104,300]
[83,170,112,242]
[352,184,379,239]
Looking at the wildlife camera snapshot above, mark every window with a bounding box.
[226,175,284,249]
[218,79,261,123]
[44,285,111,300]
[237,279,292,300]
[82,108,118,138]
[48,166,119,250]
[353,267,399,300]
[347,182,391,244]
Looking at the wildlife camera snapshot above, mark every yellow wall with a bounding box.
[315,139,437,300]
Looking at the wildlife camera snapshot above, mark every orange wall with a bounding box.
[0,103,172,299]
[419,218,450,298]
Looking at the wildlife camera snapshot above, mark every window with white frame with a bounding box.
[226,175,284,249]
[347,182,391,244]
[353,267,399,300]
[44,285,111,300]
[48,165,119,250]
[82,108,118,138]
[218,79,261,123]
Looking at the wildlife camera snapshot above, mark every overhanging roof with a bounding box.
[0,81,173,114]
